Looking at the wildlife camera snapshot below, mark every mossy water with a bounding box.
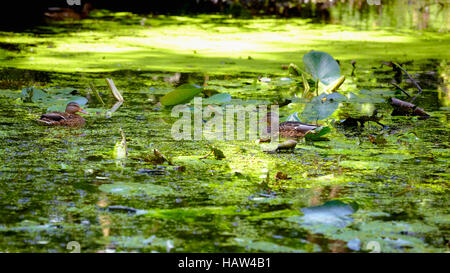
[0,9,449,253]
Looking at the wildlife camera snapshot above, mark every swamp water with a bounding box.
[0,9,448,253]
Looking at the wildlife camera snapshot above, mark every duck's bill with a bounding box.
[79,108,89,114]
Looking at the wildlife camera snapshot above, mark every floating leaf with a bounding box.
[288,200,358,228]
[202,93,232,105]
[0,89,22,99]
[303,51,341,85]
[305,126,331,140]
[108,235,175,251]
[301,92,346,122]
[160,84,203,106]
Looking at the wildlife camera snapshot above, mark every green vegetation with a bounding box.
[0,7,448,253]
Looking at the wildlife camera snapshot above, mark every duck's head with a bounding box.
[259,111,280,126]
[65,102,88,114]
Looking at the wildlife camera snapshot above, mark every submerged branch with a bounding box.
[389,97,430,119]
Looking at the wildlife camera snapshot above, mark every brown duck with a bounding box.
[37,102,88,127]
[44,3,92,21]
[265,112,319,138]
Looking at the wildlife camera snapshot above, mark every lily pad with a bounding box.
[0,89,23,99]
[303,51,340,85]
[21,87,88,112]
[288,200,358,228]
[160,84,203,106]
[301,92,346,122]
[202,93,232,105]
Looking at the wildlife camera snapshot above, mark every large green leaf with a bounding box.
[301,92,346,122]
[160,84,203,106]
[303,51,340,85]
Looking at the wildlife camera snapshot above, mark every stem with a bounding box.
[89,82,106,105]
[393,62,423,103]
[390,82,411,98]
[315,80,319,97]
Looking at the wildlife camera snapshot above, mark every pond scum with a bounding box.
[0,5,448,253]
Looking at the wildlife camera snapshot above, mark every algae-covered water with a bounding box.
[0,6,449,253]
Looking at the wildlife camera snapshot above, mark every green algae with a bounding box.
[0,12,449,74]
[0,9,448,253]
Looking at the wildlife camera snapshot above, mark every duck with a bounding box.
[264,112,318,138]
[44,3,92,21]
[37,102,88,127]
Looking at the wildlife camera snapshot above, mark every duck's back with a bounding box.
[279,121,317,138]
[37,112,85,127]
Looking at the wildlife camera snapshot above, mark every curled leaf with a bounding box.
[106,78,124,102]
[324,75,345,94]
[288,63,301,76]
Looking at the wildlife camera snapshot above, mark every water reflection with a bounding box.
[329,0,449,31]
